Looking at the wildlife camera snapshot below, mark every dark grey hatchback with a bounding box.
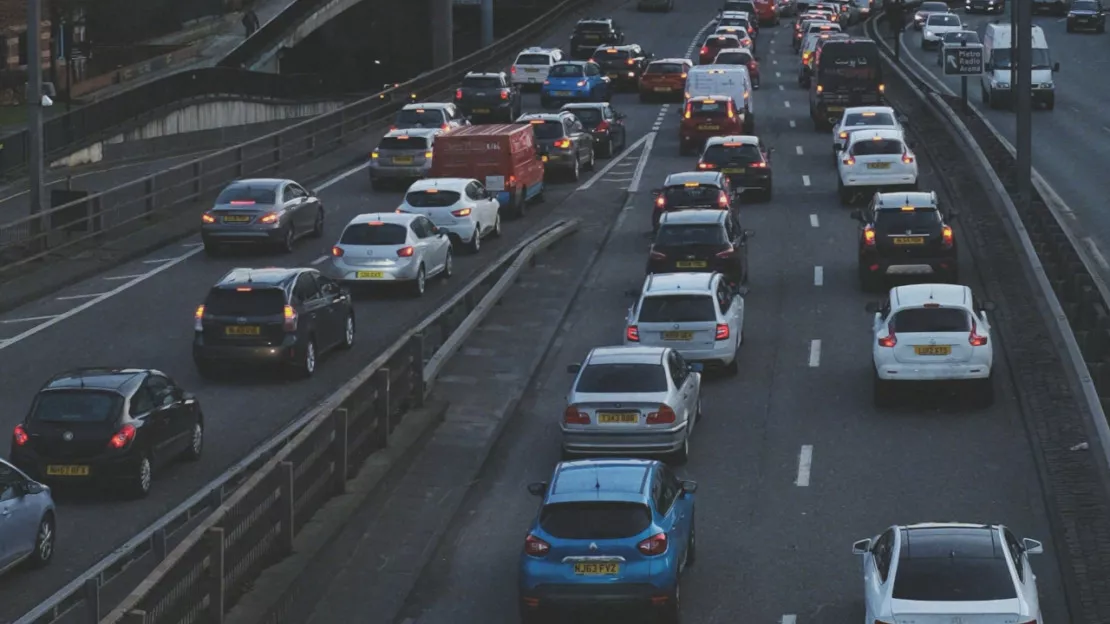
[201,178,325,256]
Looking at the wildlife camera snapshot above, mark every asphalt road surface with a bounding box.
[0,9,651,621]
[392,4,1073,623]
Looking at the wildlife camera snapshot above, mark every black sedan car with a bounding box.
[590,44,653,89]
[568,18,624,59]
[453,71,522,122]
[1067,0,1106,31]
[560,102,627,157]
[192,267,355,379]
[647,210,750,285]
[697,135,774,201]
[202,178,325,256]
[10,368,204,498]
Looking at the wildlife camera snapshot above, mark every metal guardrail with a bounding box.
[0,0,590,279]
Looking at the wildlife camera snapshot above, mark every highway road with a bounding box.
[0,1,645,619]
[381,5,1072,623]
[894,11,1110,274]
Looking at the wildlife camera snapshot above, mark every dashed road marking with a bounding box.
[795,446,813,487]
[778,84,785,91]
[772,59,778,65]
[808,339,821,367]
[810,214,819,228]
[783,100,790,108]
[142,257,177,264]
[782,615,798,624]
[1103,126,1110,134]
[775,71,782,78]
[57,292,108,301]
[814,265,824,286]
[311,255,330,266]
[802,175,811,186]
[181,242,203,248]
[789,119,796,128]
[1084,237,1110,270]
[0,314,58,324]
[103,274,146,281]
[795,145,803,155]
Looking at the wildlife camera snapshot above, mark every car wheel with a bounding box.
[311,209,325,238]
[569,156,580,182]
[411,265,427,297]
[281,225,295,253]
[128,455,153,499]
[601,137,613,158]
[669,433,690,466]
[29,515,54,568]
[584,148,596,171]
[491,213,502,237]
[725,349,740,376]
[295,339,317,378]
[467,227,482,253]
[686,515,697,566]
[182,419,204,461]
[341,313,356,349]
[442,249,454,280]
[872,372,896,408]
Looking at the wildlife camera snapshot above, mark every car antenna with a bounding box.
[595,472,601,490]
[247,270,253,283]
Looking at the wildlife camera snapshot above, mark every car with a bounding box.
[853,523,1042,622]
[638,0,675,11]
[647,211,750,286]
[568,18,624,59]
[711,26,756,53]
[518,112,596,181]
[921,13,962,49]
[194,268,355,377]
[369,128,442,190]
[510,47,564,89]
[913,1,950,29]
[699,34,745,65]
[697,135,773,200]
[753,0,782,24]
[397,178,501,253]
[1033,0,1068,14]
[560,102,628,157]
[712,48,761,89]
[328,213,452,296]
[389,102,468,132]
[678,95,746,155]
[837,129,919,205]
[651,171,736,231]
[965,0,1005,12]
[792,18,827,49]
[453,71,522,122]
[717,10,755,30]
[867,284,994,406]
[10,368,204,498]
[590,44,653,89]
[540,61,612,108]
[0,458,54,574]
[201,178,325,256]
[561,346,703,462]
[779,0,799,16]
[1067,0,1106,31]
[831,106,906,156]
[935,30,980,66]
[795,20,840,52]
[852,191,959,290]
[518,459,696,622]
[638,58,693,102]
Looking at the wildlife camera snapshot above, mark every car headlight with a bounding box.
[925,30,933,36]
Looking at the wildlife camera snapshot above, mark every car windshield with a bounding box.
[850,138,904,155]
[646,62,686,74]
[702,144,762,163]
[875,208,940,233]
[378,136,429,150]
[566,108,602,124]
[216,184,277,205]
[989,48,1052,69]
[893,556,1017,601]
[405,190,461,208]
[529,121,565,139]
[715,51,753,64]
[638,294,718,322]
[575,363,669,393]
[575,22,610,32]
[30,390,122,423]
[1073,0,1099,9]
[891,307,971,332]
[549,64,584,78]
[516,54,551,65]
[943,31,979,43]
[719,18,746,26]
[927,14,961,26]
[656,223,729,246]
[395,109,444,126]
[540,502,652,539]
[843,111,895,127]
[688,100,730,116]
[921,2,948,11]
[461,76,503,88]
[205,288,285,316]
[662,185,722,208]
[340,222,408,246]
[595,49,631,60]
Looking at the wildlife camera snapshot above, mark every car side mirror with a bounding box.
[1023,538,1044,555]
[982,301,996,312]
[852,538,872,555]
[689,363,704,373]
[850,209,864,221]
[527,481,548,496]
[736,286,750,297]
[566,363,581,374]
[865,301,881,314]
[161,393,175,407]
[650,188,662,197]
[1053,62,1060,72]
[25,482,44,495]
[681,480,698,494]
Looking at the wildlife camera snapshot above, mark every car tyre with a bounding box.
[601,137,614,158]
[669,434,690,466]
[28,514,54,568]
[341,313,356,349]
[584,148,596,171]
[311,209,325,238]
[411,264,427,297]
[491,213,502,237]
[442,249,454,279]
[872,372,896,408]
[182,420,204,461]
[568,156,580,182]
[467,227,482,254]
[281,225,296,254]
[128,455,153,499]
[686,514,697,566]
[294,339,317,378]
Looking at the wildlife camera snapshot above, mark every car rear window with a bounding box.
[30,390,122,424]
[662,185,722,208]
[891,308,971,333]
[706,36,739,48]
[216,185,277,205]
[529,121,565,140]
[540,502,652,539]
[843,112,895,127]
[639,294,717,322]
[875,209,940,233]
[516,54,551,65]
[928,14,961,25]
[893,556,1017,601]
[656,223,728,246]
[340,222,408,246]
[461,76,503,88]
[942,32,979,43]
[715,51,753,64]
[549,64,584,78]
[566,108,602,125]
[576,363,668,393]
[575,22,611,32]
[395,109,444,126]
[851,139,904,156]
[378,136,429,151]
[595,49,631,59]
[405,190,461,207]
[703,144,762,163]
[689,100,730,116]
[205,288,286,316]
[646,62,686,74]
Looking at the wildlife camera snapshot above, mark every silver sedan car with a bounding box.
[327,212,453,297]
[201,178,325,256]
[562,345,703,465]
[0,458,55,576]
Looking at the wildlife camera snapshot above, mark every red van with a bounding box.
[429,124,545,218]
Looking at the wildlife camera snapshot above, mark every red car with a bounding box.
[712,48,761,89]
[638,58,693,102]
[699,34,743,64]
[753,0,781,24]
[679,95,745,155]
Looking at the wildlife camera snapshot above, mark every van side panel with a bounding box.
[430,124,544,211]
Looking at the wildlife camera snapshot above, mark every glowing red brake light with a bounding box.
[524,534,550,557]
[109,424,136,449]
[596,120,610,131]
[878,326,896,348]
[655,195,665,208]
[500,89,510,100]
[700,46,709,55]
[455,89,463,99]
[397,246,415,257]
[941,225,954,248]
[839,131,848,139]
[843,156,855,166]
[715,323,730,340]
[717,191,729,208]
[202,212,216,224]
[511,65,517,73]
[716,246,735,258]
[969,319,988,346]
[13,424,28,446]
[902,152,914,164]
[626,325,640,341]
[863,227,876,246]
[283,304,298,331]
[451,207,472,217]
[750,161,766,168]
[331,246,344,257]
[698,162,714,170]
[627,58,636,65]
[637,532,668,555]
[564,405,590,424]
[554,139,572,149]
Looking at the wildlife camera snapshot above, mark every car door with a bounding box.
[470,181,498,230]
[316,273,351,345]
[416,216,448,272]
[863,528,894,620]
[652,469,688,568]
[294,272,334,347]
[291,183,317,229]
[667,351,695,428]
[144,373,189,457]
[675,350,701,415]
[0,470,37,569]
[128,383,170,460]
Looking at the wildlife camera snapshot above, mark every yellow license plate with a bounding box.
[867,162,891,169]
[653,86,672,92]
[892,237,925,245]
[914,345,952,356]
[222,216,251,223]
[574,562,620,575]
[723,168,746,174]
[356,271,385,279]
[662,331,694,340]
[698,125,720,130]
[597,412,639,424]
[392,156,414,164]
[675,260,707,268]
[542,155,549,162]
[225,326,261,336]
[46,465,89,476]
[473,108,490,113]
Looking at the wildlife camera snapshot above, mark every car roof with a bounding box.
[383,128,440,139]
[664,171,724,186]
[900,525,1003,559]
[402,102,450,111]
[644,272,717,294]
[44,368,151,393]
[874,191,938,209]
[659,209,727,225]
[690,94,734,102]
[595,44,637,51]
[845,105,895,115]
[586,345,668,366]
[552,60,589,68]
[519,46,558,54]
[706,33,742,41]
[926,11,958,19]
[464,71,505,78]
[215,267,301,288]
[847,127,905,143]
[518,112,569,122]
[346,212,417,227]
[706,134,759,146]
[650,57,692,64]
[715,48,753,56]
[225,178,286,189]
[547,459,654,505]
[562,102,610,111]
[891,283,972,308]
[408,178,472,192]
[577,18,613,24]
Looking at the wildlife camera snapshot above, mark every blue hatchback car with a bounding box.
[540,61,613,108]
[518,459,697,623]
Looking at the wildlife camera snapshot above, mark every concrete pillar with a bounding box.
[431,0,454,67]
[481,0,494,47]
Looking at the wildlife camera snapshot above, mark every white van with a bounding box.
[980,23,1059,110]
[684,65,756,132]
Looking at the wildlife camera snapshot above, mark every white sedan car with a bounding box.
[837,128,918,205]
[921,12,963,49]
[854,523,1044,624]
[328,212,452,297]
[398,178,501,253]
[868,283,994,407]
[831,106,906,156]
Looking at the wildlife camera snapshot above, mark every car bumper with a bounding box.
[10,449,141,484]
[542,89,591,101]
[863,255,957,276]
[542,149,578,169]
[459,102,515,117]
[193,336,301,366]
[640,84,682,95]
[520,582,674,615]
[725,171,772,191]
[874,361,992,381]
[966,2,1004,10]
[635,340,737,366]
[647,259,742,283]
[1069,17,1104,28]
[680,126,744,144]
[603,70,641,84]
[369,163,430,179]
[512,72,548,85]
[841,172,917,187]
[201,224,285,243]
[561,422,688,455]
[436,220,479,244]
[328,258,422,283]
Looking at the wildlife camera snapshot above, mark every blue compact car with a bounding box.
[518,459,697,622]
[540,61,613,108]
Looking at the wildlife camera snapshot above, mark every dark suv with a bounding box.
[648,209,750,285]
[453,71,522,122]
[852,191,960,292]
[517,112,596,182]
[569,18,625,59]
[192,268,355,378]
[590,44,653,88]
[10,368,204,498]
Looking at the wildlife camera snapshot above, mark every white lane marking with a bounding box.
[770,48,776,54]
[795,446,813,487]
[103,274,146,281]
[1084,237,1110,270]
[782,615,798,624]
[810,214,819,228]
[316,161,372,191]
[142,257,176,264]
[772,59,778,65]
[814,265,824,286]
[0,314,58,324]
[56,293,108,301]
[789,119,796,128]
[808,339,821,367]
[628,132,657,193]
[783,100,790,108]
[181,242,204,248]
[802,175,811,186]
[775,71,782,78]
[778,84,785,91]
[311,255,330,266]
[1103,126,1110,134]
[795,145,803,155]
[577,132,653,191]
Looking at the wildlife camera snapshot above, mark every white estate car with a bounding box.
[854,523,1044,624]
[837,128,918,205]
[868,284,994,407]
[328,212,452,297]
[831,106,906,156]
[398,178,501,253]
[624,272,746,374]
[921,12,963,49]
[510,47,564,87]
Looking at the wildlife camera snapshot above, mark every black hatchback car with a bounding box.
[453,71,522,122]
[569,18,625,59]
[10,368,204,498]
[648,210,750,285]
[560,102,627,157]
[697,135,774,201]
[651,171,737,232]
[192,267,355,378]
[852,191,960,292]
[590,44,653,88]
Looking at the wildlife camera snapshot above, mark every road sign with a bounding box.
[943,43,984,76]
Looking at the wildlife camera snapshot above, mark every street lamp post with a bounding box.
[26,0,46,240]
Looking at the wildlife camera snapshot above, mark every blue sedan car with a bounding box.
[519,459,696,622]
[540,61,613,108]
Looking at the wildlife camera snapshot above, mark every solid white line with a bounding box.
[1084,237,1110,270]
[808,339,821,367]
[577,132,652,191]
[802,175,811,186]
[57,293,108,301]
[795,145,803,155]
[181,242,204,248]
[783,101,790,108]
[628,132,657,193]
[810,214,819,228]
[316,161,371,191]
[795,446,813,487]
[814,265,824,286]
[103,274,147,281]
[142,258,176,264]
[310,255,330,266]
[782,615,798,624]
[789,120,796,128]
[0,314,59,324]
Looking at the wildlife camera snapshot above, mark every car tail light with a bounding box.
[902,151,914,164]
[680,72,688,78]
[638,532,668,555]
[698,162,715,170]
[564,405,590,424]
[941,225,954,248]
[109,424,137,450]
[331,246,344,257]
[749,60,759,70]
[716,246,735,258]
[727,104,735,119]
[389,126,397,131]
[655,195,666,208]
[13,424,28,446]
[576,80,587,87]
[596,120,610,132]
[508,175,517,188]
[452,207,473,217]
[510,65,517,74]
[646,405,676,424]
[370,151,380,159]
[878,326,896,348]
[397,246,415,257]
[839,131,848,139]
[969,319,988,346]
[626,325,640,341]
[258,212,279,224]
[441,123,449,131]
[803,51,811,61]
[717,192,729,208]
[748,25,754,32]
[554,139,571,149]
[627,58,635,65]
[863,227,876,246]
[816,84,824,93]
[700,46,709,56]
[283,304,298,331]
[588,58,596,64]
[878,83,885,93]
[649,249,666,260]
[751,161,767,168]
[543,79,550,85]
[455,89,463,99]
[524,534,551,557]
[843,156,855,166]
[194,304,205,332]
[500,89,510,100]
[715,323,730,340]
[202,212,216,224]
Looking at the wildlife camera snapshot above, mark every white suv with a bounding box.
[624,272,746,374]
[837,128,919,205]
[510,47,564,88]
[868,284,995,408]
